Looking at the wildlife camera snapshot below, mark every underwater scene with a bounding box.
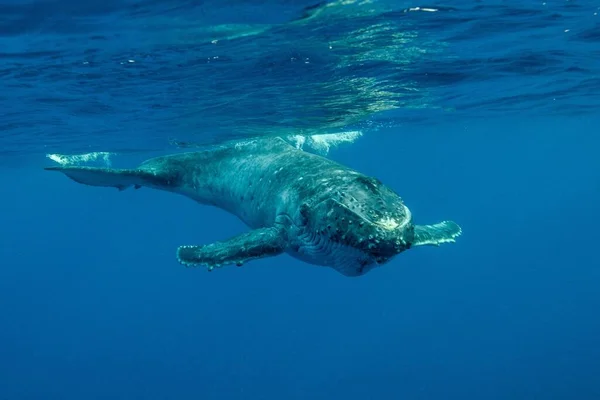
[1,0,599,399]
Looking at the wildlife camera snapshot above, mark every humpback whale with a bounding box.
[45,137,461,277]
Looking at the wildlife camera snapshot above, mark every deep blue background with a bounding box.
[2,0,600,398]
[2,116,599,399]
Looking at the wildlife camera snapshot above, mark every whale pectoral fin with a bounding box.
[45,166,154,191]
[176,226,287,270]
[412,221,462,247]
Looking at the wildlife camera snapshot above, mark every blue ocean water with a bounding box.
[1,1,599,399]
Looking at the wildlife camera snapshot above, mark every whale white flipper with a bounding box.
[412,221,462,247]
[177,226,286,270]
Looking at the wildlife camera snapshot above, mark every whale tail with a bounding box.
[44,166,156,191]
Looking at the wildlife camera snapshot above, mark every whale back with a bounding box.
[135,137,351,228]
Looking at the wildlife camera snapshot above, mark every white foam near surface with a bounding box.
[406,7,438,12]
[287,131,363,155]
[46,151,115,167]
[45,131,362,167]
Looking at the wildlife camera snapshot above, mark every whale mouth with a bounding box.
[296,230,376,277]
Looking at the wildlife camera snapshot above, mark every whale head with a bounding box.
[295,175,415,276]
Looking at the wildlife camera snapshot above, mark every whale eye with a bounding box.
[300,203,309,214]
[299,203,310,223]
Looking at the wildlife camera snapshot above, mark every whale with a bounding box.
[45,137,461,277]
